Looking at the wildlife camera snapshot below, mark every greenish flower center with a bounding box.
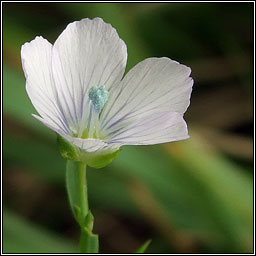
[69,86,109,139]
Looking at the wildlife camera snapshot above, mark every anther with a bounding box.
[88,85,108,112]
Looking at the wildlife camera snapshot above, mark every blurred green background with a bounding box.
[3,2,254,254]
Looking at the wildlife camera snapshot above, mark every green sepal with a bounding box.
[57,135,80,161]
[57,134,120,168]
[85,148,121,169]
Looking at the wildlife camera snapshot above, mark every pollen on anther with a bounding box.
[88,85,108,111]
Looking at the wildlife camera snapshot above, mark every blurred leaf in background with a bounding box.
[3,2,253,254]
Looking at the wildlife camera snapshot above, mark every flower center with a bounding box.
[88,85,108,112]
[85,85,109,139]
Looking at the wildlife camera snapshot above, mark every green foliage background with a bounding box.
[3,2,254,253]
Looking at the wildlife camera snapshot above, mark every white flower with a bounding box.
[21,18,193,167]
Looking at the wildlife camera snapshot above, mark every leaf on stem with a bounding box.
[66,160,81,223]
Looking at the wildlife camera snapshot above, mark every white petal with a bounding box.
[68,137,119,153]
[107,111,189,145]
[52,17,127,134]
[33,114,119,153]
[21,36,69,134]
[100,57,193,134]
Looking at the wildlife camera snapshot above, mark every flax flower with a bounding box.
[21,18,193,167]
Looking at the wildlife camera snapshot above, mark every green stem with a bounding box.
[78,162,88,222]
[66,160,99,253]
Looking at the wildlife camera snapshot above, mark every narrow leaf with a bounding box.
[134,239,152,253]
[3,208,77,253]
[66,160,81,223]
[66,160,88,226]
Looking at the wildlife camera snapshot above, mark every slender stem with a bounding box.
[78,162,88,222]
[66,160,98,253]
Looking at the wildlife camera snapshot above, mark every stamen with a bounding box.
[87,85,108,138]
[87,106,97,138]
[70,125,78,137]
